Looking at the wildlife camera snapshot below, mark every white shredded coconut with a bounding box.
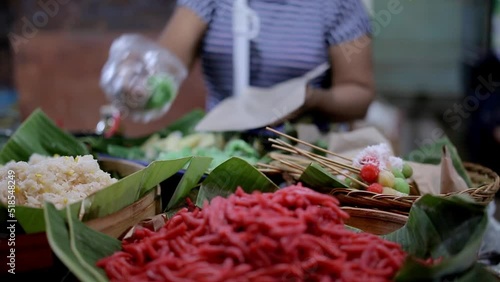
[388,156,404,171]
[353,143,403,171]
[0,154,117,209]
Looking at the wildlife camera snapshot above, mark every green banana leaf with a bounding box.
[384,194,493,281]
[77,135,148,155]
[81,158,192,221]
[3,158,192,233]
[298,162,348,190]
[44,202,120,282]
[166,188,200,218]
[0,109,84,233]
[195,157,279,207]
[0,109,89,164]
[67,206,122,282]
[0,108,200,232]
[404,137,472,187]
[13,202,80,234]
[106,144,146,161]
[166,156,212,210]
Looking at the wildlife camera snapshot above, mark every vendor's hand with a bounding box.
[100,34,187,123]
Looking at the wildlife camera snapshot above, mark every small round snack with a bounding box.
[360,164,380,184]
[367,183,384,194]
[393,178,410,194]
[378,170,395,188]
[391,168,405,179]
[402,162,413,178]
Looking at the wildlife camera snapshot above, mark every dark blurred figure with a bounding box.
[0,0,14,89]
[466,51,500,175]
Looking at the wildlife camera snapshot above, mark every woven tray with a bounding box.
[341,207,408,235]
[328,162,500,214]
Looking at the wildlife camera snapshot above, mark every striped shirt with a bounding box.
[178,0,372,111]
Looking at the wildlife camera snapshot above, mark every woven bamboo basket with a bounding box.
[342,207,408,235]
[329,162,500,214]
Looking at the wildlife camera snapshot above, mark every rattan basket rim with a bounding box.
[328,162,500,214]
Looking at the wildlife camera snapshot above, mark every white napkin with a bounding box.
[195,63,329,132]
[327,126,395,160]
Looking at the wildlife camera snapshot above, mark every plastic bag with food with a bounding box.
[100,34,188,123]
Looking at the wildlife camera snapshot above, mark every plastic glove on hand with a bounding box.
[100,34,187,123]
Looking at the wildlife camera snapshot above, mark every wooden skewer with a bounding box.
[266,135,366,188]
[265,129,412,192]
[257,168,282,174]
[270,144,301,155]
[267,146,368,189]
[265,127,352,162]
[269,139,359,173]
[269,137,351,165]
[259,161,303,174]
[268,152,312,165]
[306,152,359,173]
[271,151,358,177]
[277,159,307,172]
[258,162,291,170]
[284,144,368,188]
[290,146,368,189]
[256,162,280,169]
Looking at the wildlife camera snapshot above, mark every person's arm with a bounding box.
[157,6,209,70]
[305,35,375,121]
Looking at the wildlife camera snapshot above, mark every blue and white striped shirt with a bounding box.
[178,0,372,110]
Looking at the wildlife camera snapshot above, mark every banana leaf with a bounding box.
[13,202,80,234]
[195,157,279,207]
[67,206,121,282]
[106,144,146,161]
[166,188,200,218]
[0,108,204,232]
[0,109,85,233]
[166,156,212,210]
[384,194,494,281]
[298,162,348,190]
[77,135,148,154]
[0,109,89,164]
[44,202,120,282]
[2,157,191,233]
[404,137,472,187]
[81,157,192,221]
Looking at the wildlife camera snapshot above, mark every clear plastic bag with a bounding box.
[100,34,188,123]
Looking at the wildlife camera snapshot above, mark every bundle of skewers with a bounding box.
[257,127,415,197]
[257,127,500,214]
